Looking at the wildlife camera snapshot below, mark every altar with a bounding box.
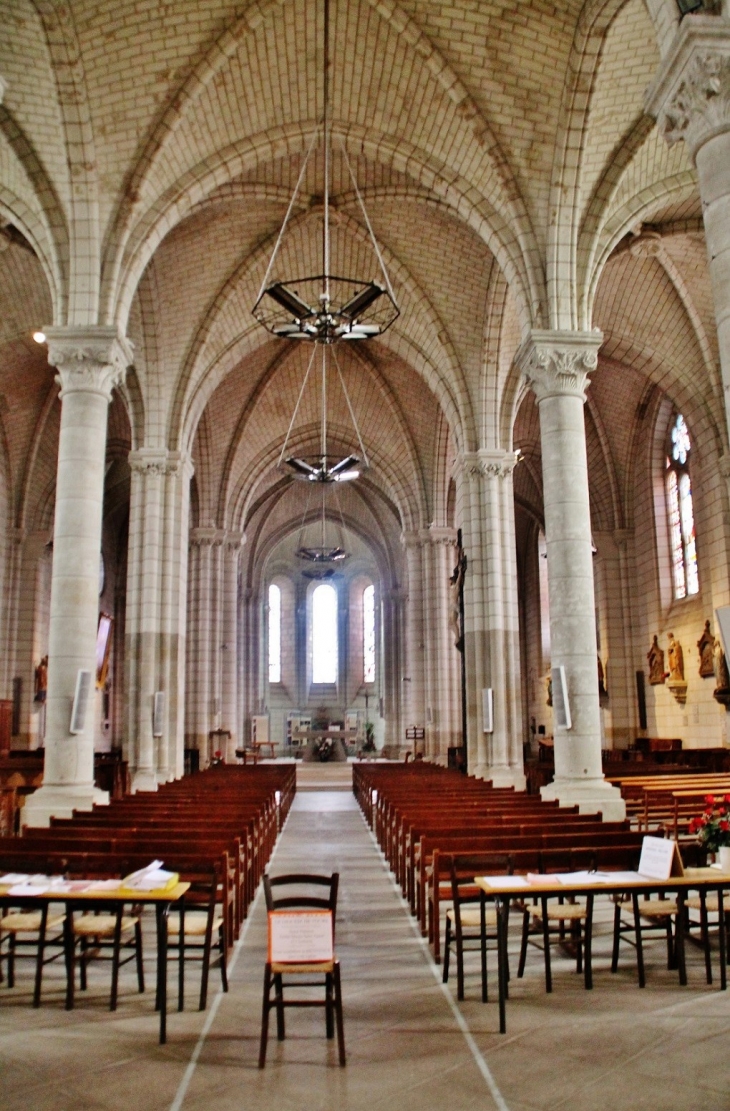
[294,730,350,762]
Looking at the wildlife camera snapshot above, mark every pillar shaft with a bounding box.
[125,449,193,789]
[220,535,243,762]
[647,17,730,455]
[457,452,525,788]
[24,328,131,826]
[518,331,625,819]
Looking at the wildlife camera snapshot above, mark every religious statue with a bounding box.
[713,639,730,707]
[545,672,552,707]
[34,655,48,703]
[667,633,684,682]
[647,636,665,685]
[597,655,608,700]
[697,619,716,678]
[449,543,467,652]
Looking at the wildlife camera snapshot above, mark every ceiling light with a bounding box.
[33,331,46,344]
[252,0,398,345]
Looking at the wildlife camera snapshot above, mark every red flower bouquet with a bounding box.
[688,794,730,853]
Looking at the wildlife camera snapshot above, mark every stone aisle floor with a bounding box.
[1,787,729,1111]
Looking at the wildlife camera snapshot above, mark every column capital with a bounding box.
[45,326,133,401]
[645,16,730,162]
[516,329,602,403]
[425,524,458,547]
[224,530,245,552]
[400,530,425,551]
[457,449,521,480]
[190,526,227,549]
[129,448,192,478]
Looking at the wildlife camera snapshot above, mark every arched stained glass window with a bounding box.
[363,584,375,683]
[312,583,338,683]
[666,413,699,600]
[268,583,281,683]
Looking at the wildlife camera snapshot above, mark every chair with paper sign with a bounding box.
[258,872,345,1067]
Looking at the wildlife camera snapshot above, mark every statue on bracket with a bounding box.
[667,632,688,705]
[697,620,716,678]
[713,638,730,707]
[647,635,665,685]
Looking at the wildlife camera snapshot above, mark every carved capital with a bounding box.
[225,530,245,552]
[459,449,521,480]
[129,448,192,478]
[189,527,227,549]
[45,326,132,401]
[516,329,602,403]
[425,525,458,548]
[646,18,730,161]
[400,530,424,551]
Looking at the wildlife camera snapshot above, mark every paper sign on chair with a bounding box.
[267,910,334,964]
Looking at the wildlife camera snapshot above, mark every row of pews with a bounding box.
[0,764,296,951]
[606,768,730,837]
[353,762,645,961]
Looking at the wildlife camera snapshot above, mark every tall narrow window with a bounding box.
[268,583,281,683]
[666,413,699,600]
[363,584,375,683]
[312,583,338,683]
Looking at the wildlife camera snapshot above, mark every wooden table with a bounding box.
[0,881,189,1043]
[475,868,729,1034]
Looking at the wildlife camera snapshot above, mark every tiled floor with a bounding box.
[1,788,729,1111]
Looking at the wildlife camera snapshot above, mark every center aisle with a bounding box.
[171,789,507,1111]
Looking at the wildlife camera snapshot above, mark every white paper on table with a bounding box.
[598,871,643,885]
[550,871,612,885]
[478,875,530,889]
[0,873,31,885]
[83,879,121,892]
[8,883,50,896]
[637,836,676,881]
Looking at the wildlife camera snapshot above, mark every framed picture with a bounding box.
[96,612,113,689]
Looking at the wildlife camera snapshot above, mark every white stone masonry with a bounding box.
[518,331,625,821]
[23,328,132,827]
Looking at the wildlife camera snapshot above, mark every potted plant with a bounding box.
[363,721,375,753]
[688,794,730,871]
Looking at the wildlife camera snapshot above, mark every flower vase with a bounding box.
[719,845,730,873]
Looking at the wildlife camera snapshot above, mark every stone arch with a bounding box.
[100,0,541,330]
[167,204,475,459]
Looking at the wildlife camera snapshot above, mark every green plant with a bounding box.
[363,721,375,751]
[688,794,730,853]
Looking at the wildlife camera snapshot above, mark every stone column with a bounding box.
[422,527,460,760]
[457,452,526,787]
[401,532,427,744]
[517,331,625,819]
[382,586,405,751]
[24,327,132,826]
[185,528,225,764]
[646,17,730,455]
[124,449,192,789]
[220,532,243,762]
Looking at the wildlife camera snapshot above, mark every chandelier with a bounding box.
[252,0,399,344]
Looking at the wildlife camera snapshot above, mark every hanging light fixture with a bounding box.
[252,0,399,344]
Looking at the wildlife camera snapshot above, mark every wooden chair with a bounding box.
[0,903,66,1006]
[166,862,228,1011]
[517,850,595,993]
[442,853,512,1002]
[609,886,715,987]
[66,903,144,1011]
[259,872,345,1067]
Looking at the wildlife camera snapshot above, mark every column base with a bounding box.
[131,769,159,793]
[473,763,526,790]
[540,777,626,821]
[22,784,109,828]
